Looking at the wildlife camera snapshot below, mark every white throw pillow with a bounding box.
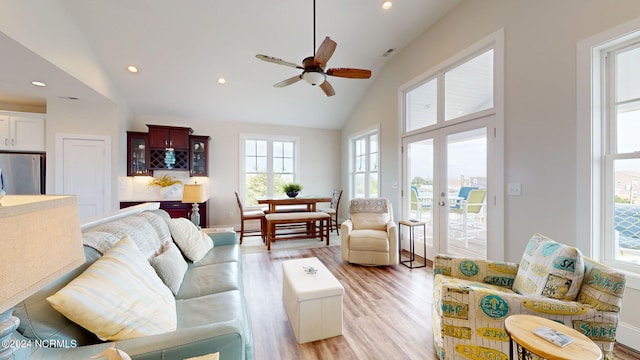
[166,218,213,263]
[47,236,177,341]
[150,242,188,295]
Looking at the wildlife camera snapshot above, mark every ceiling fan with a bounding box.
[255,0,372,97]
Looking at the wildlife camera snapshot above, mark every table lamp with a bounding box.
[0,195,85,359]
[182,184,207,228]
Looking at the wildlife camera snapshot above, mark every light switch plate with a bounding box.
[507,183,522,196]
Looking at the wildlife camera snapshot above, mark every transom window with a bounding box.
[404,48,494,133]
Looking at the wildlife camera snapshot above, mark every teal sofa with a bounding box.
[13,203,254,360]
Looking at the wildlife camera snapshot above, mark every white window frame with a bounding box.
[398,29,505,261]
[239,133,300,205]
[577,18,640,284]
[349,125,380,199]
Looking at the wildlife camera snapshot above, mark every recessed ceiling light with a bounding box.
[31,81,46,87]
[382,1,393,10]
[217,77,226,85]
[127,65,139,73]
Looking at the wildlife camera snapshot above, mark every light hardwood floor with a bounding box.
[242,246,640,360]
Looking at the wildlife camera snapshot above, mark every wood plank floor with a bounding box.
[242,246,640,360]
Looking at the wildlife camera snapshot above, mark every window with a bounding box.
[444,49,494,121]
[580,24,640,274]
[404,49,494,134]
[350,129,379,198]
[405,77,437,132]
[604,41,640,269]
[242,135,298,205]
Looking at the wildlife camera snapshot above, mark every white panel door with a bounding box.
[58,135,110,220]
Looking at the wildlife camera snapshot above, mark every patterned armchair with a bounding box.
[433,233,626,360]
[341,198,398,266]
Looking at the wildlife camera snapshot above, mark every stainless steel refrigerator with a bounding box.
[0,152,45,194]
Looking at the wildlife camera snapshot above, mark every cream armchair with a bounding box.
[341,198,398,266]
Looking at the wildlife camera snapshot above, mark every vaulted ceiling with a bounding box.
[0,0,460,129]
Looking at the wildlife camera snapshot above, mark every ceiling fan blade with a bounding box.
[256,54,302,69]
[274,75,302,88]
[319,80,336,97]
[314,37,337,67]
[326,68,372,79]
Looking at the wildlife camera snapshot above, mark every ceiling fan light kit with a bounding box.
[302,71,326,86]
[255,0,372,97]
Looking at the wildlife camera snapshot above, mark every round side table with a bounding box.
[504,314,602,360]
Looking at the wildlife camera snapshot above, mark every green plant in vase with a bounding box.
[283,183,303,198]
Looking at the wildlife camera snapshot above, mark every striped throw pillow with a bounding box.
[47,236,177,341]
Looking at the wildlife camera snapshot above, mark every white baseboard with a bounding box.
[617,321,640,351]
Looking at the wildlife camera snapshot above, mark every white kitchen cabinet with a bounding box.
[0,112,45,152]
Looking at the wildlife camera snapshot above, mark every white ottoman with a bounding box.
[282,257,345,344]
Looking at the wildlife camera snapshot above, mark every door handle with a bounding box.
[439,201,445,206]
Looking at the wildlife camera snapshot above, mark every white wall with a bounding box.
[133,115,341,228]
[46,98,123,210]
[342,0,640,349]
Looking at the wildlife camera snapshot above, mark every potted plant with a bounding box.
[283,182,303,198]
[148,175,184,199]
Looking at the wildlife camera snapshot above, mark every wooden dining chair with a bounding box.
[318,189,343,235]
[235,192,266,244]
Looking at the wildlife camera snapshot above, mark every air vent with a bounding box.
[382,48,395,57]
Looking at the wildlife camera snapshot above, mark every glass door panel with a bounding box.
[406,139,434,256]
[446,127,487,259]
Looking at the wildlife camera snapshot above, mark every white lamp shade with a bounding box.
[0,195,85,313]
[302,71,326,86]
[182,184,208,204]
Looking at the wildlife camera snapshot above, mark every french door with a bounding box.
[403,118,494,260]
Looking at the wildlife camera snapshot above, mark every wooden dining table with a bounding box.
[255,196,332,213]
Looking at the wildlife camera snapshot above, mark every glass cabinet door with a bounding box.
[190,135,210,176]
[127,132,149,176]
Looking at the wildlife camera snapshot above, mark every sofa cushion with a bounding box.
[151,242,189,295]
[177,262,241,299]
[512,233,585,301]
[577,257,626,311]
[47,236,177,341]
[167,218,213,263]
[349,229,390,252]
[193,243,241,267]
